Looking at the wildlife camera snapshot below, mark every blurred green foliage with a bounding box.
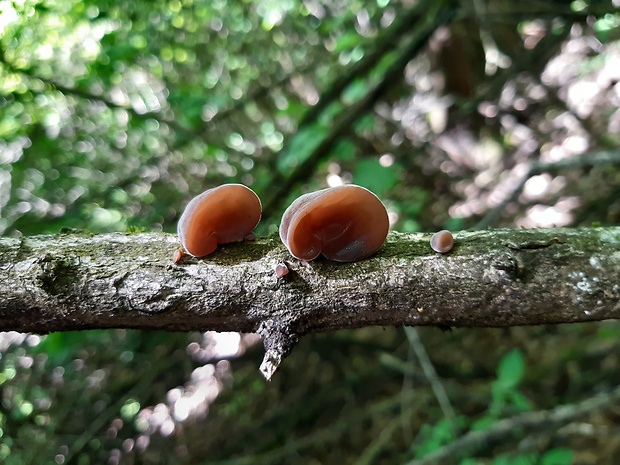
[1,0,620,463]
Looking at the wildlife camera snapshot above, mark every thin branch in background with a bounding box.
[169,73,294,154]
[358,327,464,465]
[174,0,438,168]
[209,395,407,465]
[403,383,620,465]
[475,150,620,229]
[472,0,512,75]
[400,344,417,446]
[354,416,404,465]
[404,327,456,426]
[63,353,185,464]
[380,353,467,457]
[295,0,444,132]
[0,56,188,135]
[0,57,254,179]
[474,167,532,230]
[261,0,459,220]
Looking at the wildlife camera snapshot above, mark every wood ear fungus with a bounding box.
[279,185,389,262]
[177,184,261,257]
[275,263,289,278]
[430,230,454,253]
[173,247,185,264]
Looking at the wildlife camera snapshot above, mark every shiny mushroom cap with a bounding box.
[430,230,454,253]
[178,184,261,257]
[275,263,289,278]
[279,185,389,262]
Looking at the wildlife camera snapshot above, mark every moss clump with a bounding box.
[36,254,80,296]
[58,227,95,237]
[126,226,147,234]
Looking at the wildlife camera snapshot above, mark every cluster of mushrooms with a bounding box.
[175,184,454,269]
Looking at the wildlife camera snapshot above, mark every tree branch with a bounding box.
[1,227,619,377]
[476,150,620,229]
[260,0,459,219]
[405,383,620,465]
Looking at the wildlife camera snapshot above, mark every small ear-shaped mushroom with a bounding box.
[178,184,261,257]
[279,185,389,262]
[430,230,454,253]
[274,263,289,278]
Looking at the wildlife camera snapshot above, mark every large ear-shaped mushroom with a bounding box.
[178,184,261,257]
[279,185,389,262]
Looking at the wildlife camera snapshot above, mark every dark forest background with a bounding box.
[1,0,620,463]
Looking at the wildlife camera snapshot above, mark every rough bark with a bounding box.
[1,228,619,377]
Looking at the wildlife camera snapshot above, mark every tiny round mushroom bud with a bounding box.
[173,247,185,264]
[279,185,389,262]
[178,184,261,257]
[430,230,454,253]
[275,263,289,278]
